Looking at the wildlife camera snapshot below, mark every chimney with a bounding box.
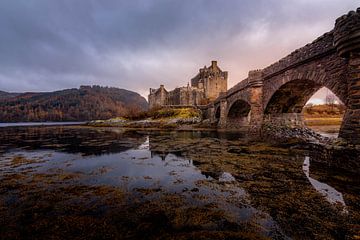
[211,60,217,67]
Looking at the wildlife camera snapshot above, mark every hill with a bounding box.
[0,90,20,99]
[0,86,148,122]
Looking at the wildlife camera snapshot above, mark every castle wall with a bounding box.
[167,88,181,105]
[192,61,228,101]
[204,74,227,100]
[166,87,205,106]
[192,89,206,105]
[148,85,168,109]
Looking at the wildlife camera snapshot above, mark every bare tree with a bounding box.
[305,103,314,114]
[325,92,336,110]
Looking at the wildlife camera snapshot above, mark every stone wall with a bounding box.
[148,85,168,109]
[191,61,228,101]
[335,9,360,144]
[167,88,184,105]
[263,113,304,128]
[166,86,205,106]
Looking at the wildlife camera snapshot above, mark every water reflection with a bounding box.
[0,126,358,239]
[303,157,347,209]
[307,125,340,138]
[0,122,85,127]
[0,126,146,155]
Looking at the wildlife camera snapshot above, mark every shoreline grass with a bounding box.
[304,117,342,126]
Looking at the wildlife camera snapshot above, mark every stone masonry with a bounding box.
[148,61,228,109]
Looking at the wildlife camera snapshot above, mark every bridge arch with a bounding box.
[263,69,347,127]
[265,79,323,114]
[263,67,348,113]
[215,106,220,121]
[226,99,251,127]
[228,99,251,117]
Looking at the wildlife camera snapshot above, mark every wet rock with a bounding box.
[168,117,201,124]
[218,172,236,183]
[262,124,331,145]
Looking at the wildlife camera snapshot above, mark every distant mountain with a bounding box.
[0,90,20,99]
[0,86,148,122]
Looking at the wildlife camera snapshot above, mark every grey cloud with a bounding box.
[0,0,357,97]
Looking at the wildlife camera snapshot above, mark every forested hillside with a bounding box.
[0,86,148,122]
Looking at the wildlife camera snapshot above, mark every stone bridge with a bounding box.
[203,9,360,144]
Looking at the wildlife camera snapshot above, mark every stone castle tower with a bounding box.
[148,60,228,109]
[191,61,228,100]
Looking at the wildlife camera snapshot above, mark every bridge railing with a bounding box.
[222,78,249,99]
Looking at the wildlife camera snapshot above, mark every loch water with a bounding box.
[0,126,359,239]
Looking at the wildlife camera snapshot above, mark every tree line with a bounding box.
[0,86,147,122]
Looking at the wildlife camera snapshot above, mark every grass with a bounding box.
[301,104,344,126]
[304,117,342,126]
[302,104,345,118]
[108,117,127,121]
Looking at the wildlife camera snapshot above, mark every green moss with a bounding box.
[151,107,201,120]
[109,117,127,121]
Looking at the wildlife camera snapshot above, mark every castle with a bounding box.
[148,61,228,109]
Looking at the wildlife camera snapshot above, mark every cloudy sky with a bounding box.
[0,0,357,102]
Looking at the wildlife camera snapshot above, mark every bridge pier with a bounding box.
[218,99,227,128]
[339,52,360,144]
[207,105,215,123]
[335,9,360,144]
[248,71,264,136]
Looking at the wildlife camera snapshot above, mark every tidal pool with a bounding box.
[0,126,359,240]
[307,124,341,138]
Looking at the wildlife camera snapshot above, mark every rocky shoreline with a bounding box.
[88,116,333,144]
[87,116,206,130]
[87,117,360,174]
[261,123,360,173]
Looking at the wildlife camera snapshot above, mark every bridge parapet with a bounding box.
[334,8,360,57]
[226,69,264,97]
[226,78,249,97]
[248,69,263,86]
[211,91,227,105]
